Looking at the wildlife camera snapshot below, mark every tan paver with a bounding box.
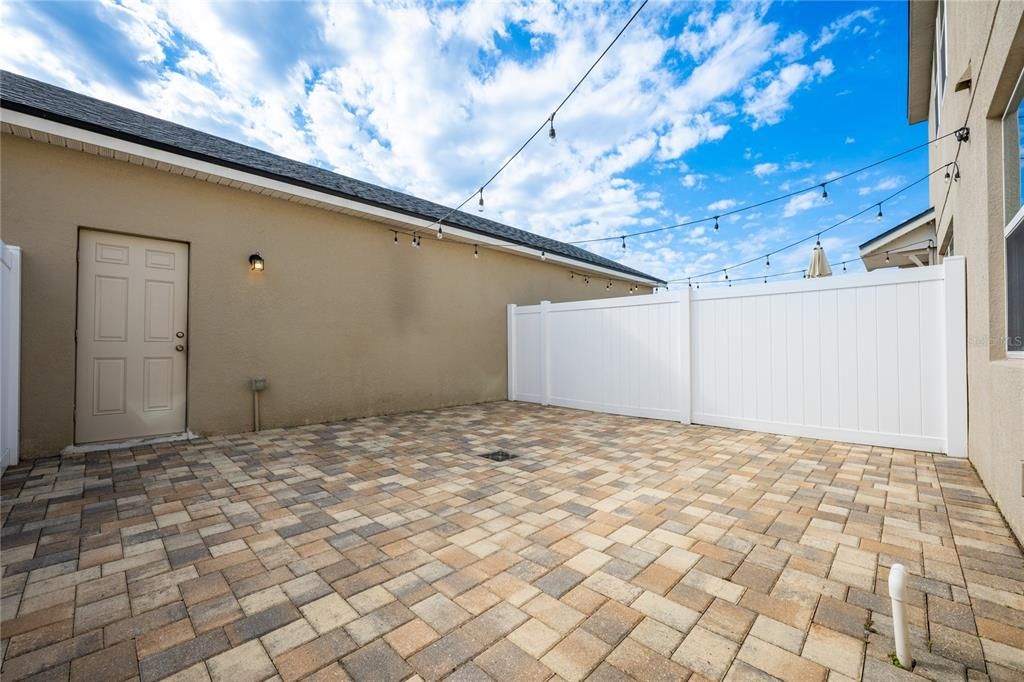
[1,402,1022,681]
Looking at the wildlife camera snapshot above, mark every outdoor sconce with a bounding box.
[249,253,265,272]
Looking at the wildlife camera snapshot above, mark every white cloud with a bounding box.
[753,162,779,177]
[681,173,708,189]
[742,58,833,128]
[708,199,738,212]
[812,7,879,51]
[858,176,903,195]
[845,136,856,144]
[783,191,823,217]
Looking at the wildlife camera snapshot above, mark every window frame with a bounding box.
[1001,66,1024,359]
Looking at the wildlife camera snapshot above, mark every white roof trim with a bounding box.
[1,108,660,286]
[859,211,936,255]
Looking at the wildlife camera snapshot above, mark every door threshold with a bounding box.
[62,430,199,455]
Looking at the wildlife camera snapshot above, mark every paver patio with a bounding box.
[1,402,1022,682]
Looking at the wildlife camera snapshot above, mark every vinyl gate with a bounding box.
[508,257,967,456]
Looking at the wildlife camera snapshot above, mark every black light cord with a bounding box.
[418,0,650,237]
[667,163,955,283]
[570,127,966,245]
[675,237,939,287]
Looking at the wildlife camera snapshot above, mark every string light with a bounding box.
[414,0,649,241]
[713,216,719,232]
[765,256,770,268]
[541,250,547,260]
[621,236,626,250]
[820,183,828,200]
[393,231,399,244]
[584,275,590,285]
[885,251,890,263]
[723,269,729,281]
[665,163,955,285]
[437,225,444,239]
[876,204,883,221]
[473,244,479,258]
[606,281,612,290]
[477,189,484,213]
[570,271,575,279]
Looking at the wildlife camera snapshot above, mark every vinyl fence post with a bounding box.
[943,256,967,458]
[0,243,22,472]
[678,287,691,425]
[507,304,517,402]
[540,300,551,406]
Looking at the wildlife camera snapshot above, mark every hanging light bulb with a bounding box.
[570,271,575,280]
[885,251,890,263]
[944,167,951,181]
[816,234,821,247]
[621,236,626,250]
[541,250,547,260]
[548,114,556,144]
[763,275,767,284]
[842,261,847,272]
[953,164,961,181]
[437,225,444,239]
[820,183,829,200]
[411,233,418,247]
[713,216,720,232]
[606,281,612,290]
[473,244,479,258]
[688,278,692,288]
[629,284,635,294]
[478,188,485,212]
[584,275,590,285]
[765,256,770,268]
[393,231,399,244]
[696,282,700,289]
[876,204,883,222]
[723,269,729,281]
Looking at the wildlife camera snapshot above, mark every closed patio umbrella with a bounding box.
[806,242,832,278]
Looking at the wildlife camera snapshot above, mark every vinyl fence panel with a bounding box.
[508,258,967,455]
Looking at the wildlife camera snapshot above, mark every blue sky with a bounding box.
[0,1,930,283]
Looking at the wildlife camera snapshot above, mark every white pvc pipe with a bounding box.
[889,563,912,669]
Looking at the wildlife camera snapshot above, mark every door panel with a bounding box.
[76,230,188,443]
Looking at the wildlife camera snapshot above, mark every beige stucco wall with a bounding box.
[0,135,649,457]
[928,0,1024,540]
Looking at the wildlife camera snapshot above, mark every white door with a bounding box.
[76,230,188,444]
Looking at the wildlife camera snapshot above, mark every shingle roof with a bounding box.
[1,71,662,283]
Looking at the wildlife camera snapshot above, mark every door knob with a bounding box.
[175,344,185,352]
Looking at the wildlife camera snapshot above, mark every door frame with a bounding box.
[73,226,192,445]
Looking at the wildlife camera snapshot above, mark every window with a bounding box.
[1003,68,1024,356]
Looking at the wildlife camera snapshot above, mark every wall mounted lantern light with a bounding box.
[249,253,265,272]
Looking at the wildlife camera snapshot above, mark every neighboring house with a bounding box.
[859,207,938,271]
[0,71,662,458]
[906,1,1024,539]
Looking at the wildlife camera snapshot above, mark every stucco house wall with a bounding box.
[0,134,647,457]
[924,0,1024,540]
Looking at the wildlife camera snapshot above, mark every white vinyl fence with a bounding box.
[0,242,22,475]
[508,257,967,456]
